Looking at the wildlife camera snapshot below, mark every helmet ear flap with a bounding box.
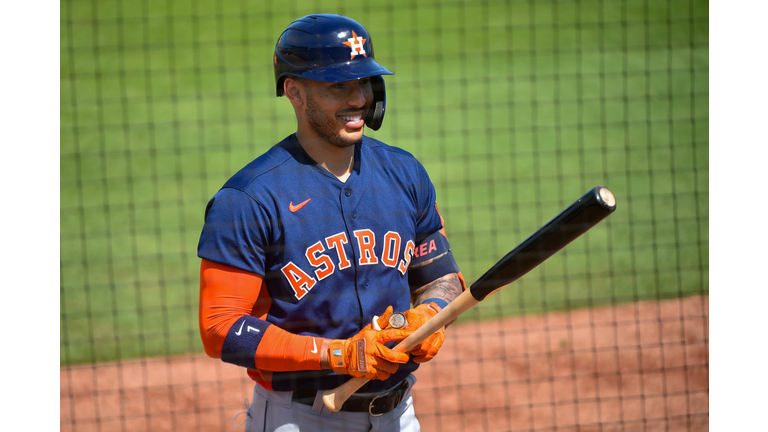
[366,100,385,131]
[365,76,386,131]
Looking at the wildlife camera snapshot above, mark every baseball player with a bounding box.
[197,14,466,432]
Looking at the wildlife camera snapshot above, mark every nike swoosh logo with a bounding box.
[289,198,311,213]
[235,321,245,336]
[310,338,318,354]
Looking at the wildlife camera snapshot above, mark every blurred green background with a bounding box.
[60,0,708,366]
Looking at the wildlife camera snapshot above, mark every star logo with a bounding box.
[342,30,367,59]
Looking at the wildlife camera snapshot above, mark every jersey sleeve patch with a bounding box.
[221,315,271,369]
[407,230,460,289]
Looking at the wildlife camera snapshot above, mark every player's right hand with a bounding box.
[400,303,446,363]
[328,307,412,380]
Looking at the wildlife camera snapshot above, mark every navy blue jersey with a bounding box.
[198,134,447,392]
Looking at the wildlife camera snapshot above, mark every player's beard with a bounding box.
[305,90,363,148]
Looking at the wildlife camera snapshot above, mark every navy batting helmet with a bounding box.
[273,14,393,131]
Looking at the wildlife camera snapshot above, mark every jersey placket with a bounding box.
[337,158,374,328]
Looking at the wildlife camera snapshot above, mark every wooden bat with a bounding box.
[322,185,617,411]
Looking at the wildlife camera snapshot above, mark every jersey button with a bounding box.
[351,212,357,219]
[364,279,370,287]
[344,188,352,197]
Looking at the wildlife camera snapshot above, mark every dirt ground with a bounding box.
[61,296,708,431]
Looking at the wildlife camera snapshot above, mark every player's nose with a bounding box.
[347,81,367,108]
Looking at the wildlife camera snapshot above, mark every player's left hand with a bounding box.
[328,306,413,381]
[401,303,446,363]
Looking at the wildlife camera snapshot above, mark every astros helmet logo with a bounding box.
[342,30,367,59]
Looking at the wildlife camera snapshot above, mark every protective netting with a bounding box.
[60,1,708,430]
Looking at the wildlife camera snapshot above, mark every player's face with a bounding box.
[303,78,373,147]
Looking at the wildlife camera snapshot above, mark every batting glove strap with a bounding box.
[328,339,348,373]
[419,297,449,311]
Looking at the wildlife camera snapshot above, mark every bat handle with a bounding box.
[321,377,368,412]
[320,333,422,412]
[321,291,479,411]
[320,312,401,412]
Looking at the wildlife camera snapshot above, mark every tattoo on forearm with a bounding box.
[412,273,462,307]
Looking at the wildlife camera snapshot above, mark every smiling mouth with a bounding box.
[339,112,365,129]
[339,113,363,122]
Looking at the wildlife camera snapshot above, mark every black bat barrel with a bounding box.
[469,185,616,301]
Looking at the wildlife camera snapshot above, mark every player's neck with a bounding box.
[295,130,356,183]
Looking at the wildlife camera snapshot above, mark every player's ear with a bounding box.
[284,78,304,106]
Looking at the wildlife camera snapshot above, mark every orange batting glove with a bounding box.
[328,306,412,380]
[402,302,446,363]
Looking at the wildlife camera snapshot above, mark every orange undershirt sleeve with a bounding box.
[199,259,264,358]
[198,259,324,371]
[254,325,324,371]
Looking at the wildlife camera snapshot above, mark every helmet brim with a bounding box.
[286,58,393,84]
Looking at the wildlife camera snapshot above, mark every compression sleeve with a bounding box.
[198,259,324,371]
[407,229,461,289]
[199,259,264,358]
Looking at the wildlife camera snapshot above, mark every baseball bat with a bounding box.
[322,185,617,411]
